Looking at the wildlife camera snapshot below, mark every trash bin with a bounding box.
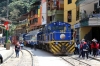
[6,43,10,50]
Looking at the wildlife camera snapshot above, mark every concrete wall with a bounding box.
[80,1,98,15]
[80,27,92,40]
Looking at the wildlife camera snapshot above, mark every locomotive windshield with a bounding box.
[52,25,64,30]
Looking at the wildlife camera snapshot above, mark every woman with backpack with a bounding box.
[82,41,89,59]
[15,41,21,58]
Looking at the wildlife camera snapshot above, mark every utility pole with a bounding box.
[5,0,9,48]
[7,0,9,19]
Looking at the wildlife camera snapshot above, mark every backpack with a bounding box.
[82,44,89,51]
[15,45,20,51]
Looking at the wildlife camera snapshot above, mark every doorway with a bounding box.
[92,27,100,41]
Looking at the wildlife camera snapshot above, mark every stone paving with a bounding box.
[0,45,13,63]
[1,47,32,66]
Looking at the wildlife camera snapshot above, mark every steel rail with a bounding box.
[61,56,91,66]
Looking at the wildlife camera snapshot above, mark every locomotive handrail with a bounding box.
[52,32,72,33]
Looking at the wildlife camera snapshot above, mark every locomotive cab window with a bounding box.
[48,35,49,41]
[67,26,71,31]
[52,26,64,30]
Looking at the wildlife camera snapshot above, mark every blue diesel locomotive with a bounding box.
[37,21,75,55]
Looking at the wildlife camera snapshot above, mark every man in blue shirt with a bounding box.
[30,41,34,49]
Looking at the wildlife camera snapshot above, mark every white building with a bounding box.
[75,0,100,41]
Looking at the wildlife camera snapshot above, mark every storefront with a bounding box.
[74,23,80,42]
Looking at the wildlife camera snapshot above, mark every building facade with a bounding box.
[27,0,41,32]
[47,0,64,23]
[64,0,79,27]
[76,0,100,41]
[28,0,64,31]
[64,0,79,41]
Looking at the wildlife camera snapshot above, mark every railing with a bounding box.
[80,12,100,19]
[89,14,100,18]
[79,13,100,27]
[76,0,86,6]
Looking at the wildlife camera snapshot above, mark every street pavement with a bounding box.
[1,45,100,66]
[0,45,14,63]
[26,47,100,66]
[25,47,72,66]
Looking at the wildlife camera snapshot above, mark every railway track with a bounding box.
[61,56,91,66]
[0,49,33,66]
[61,55,100,66]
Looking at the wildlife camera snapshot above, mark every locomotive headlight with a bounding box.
[60,34,66,39]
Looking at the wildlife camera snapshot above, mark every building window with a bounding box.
[68,0,72,4]
[50,16,52,21]
[34,18,38,22]
[76,7,79,20]
[33,10,35,15]
[30,20,32,24]
[35,9,38,14]
[68,10,72,22]
[94,3,98,10]
[94,3,100,14]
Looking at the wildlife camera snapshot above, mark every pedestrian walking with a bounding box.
[87,41,92,55]
[96,42,99,56]
[91,39,98,57]
[74,41,79,55]
[30,41,34,49]
[78,41,83,58]
[15,41,21,58]
[20,41,24,49]
[98,42,100,55]
[82,42,89,59]
[34,43,37,50]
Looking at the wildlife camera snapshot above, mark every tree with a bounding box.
[0,0,36,20]
[8,0,37,20]
[9,24,16,35]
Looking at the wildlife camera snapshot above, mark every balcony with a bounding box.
[47,10,55,16]
[80,18,89,27]
[75,0,95,6]
[55,10,63,14]
[75,0,85,6]
[48,9,63,16]
[79,13,100,27]
[89,14,100,25]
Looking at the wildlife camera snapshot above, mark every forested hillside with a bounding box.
[0,0,36,20]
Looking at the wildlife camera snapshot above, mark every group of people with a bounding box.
[14,40,37,58]
[26,41,37,50]
[74,38,100,59]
